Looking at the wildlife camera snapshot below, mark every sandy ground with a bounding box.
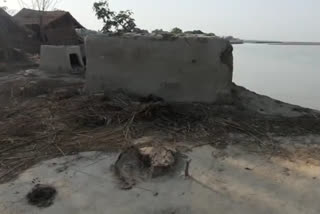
[1,143,320,214]
[0,68,320,213]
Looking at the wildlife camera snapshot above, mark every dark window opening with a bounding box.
[43,34,48,43]
[69,53,82,69]
[0,49,7,61]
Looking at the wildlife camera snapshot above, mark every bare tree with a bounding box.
[17,0,60,42]
[1,0,7,10]
[17,0,59,11]
[1,1,16,15]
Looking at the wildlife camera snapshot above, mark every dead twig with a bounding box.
[55,144,66,157]
[184,159,192,178]
[123,112,136,142]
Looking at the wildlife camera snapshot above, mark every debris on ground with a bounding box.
[26,184,57,208]
[113,144,177,189]
[139,145,176,177]
[0,48,39,72]
[113,146,150,190]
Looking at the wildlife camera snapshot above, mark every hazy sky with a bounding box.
[4,0,320,41]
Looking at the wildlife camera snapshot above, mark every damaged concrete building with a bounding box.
[14,8,84,47]
[85,34,233,102]
[40,45,85,73]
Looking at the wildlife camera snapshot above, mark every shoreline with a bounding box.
[242,40,320,46]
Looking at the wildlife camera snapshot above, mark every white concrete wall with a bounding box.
[40,45,84,73]
[85,34,233,102]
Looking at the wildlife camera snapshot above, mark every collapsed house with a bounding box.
[0,8,38,57]
[85,34,233,102]
[14,8,84,46]
[13,8,86,71]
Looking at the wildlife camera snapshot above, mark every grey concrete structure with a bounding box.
[40,45,84,74]
[85,34,233,102]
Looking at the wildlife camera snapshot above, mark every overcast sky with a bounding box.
[4,0,320,41]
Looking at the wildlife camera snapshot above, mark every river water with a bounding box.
[233,44,320,110]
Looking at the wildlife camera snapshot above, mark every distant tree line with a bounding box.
[152,28,215,36]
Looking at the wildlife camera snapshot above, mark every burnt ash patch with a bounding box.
[26,184,57,208]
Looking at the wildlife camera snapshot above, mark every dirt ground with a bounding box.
[0,68,320,184]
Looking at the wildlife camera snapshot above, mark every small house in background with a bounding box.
[14,8,85,46]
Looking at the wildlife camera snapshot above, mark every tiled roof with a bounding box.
[14,8,84,28]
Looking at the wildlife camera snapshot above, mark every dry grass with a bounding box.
[0,86,320,184]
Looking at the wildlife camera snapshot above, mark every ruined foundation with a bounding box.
[40,45,85,74]
[85,34,233,102]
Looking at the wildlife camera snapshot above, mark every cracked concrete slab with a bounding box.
[1,145,320,214]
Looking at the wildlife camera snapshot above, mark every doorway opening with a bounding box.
[69,53,82,69]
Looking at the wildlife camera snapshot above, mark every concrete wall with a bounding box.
[85,34,233,102]
[40,45,84,73]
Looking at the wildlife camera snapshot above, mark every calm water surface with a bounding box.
[233,44,320,110]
